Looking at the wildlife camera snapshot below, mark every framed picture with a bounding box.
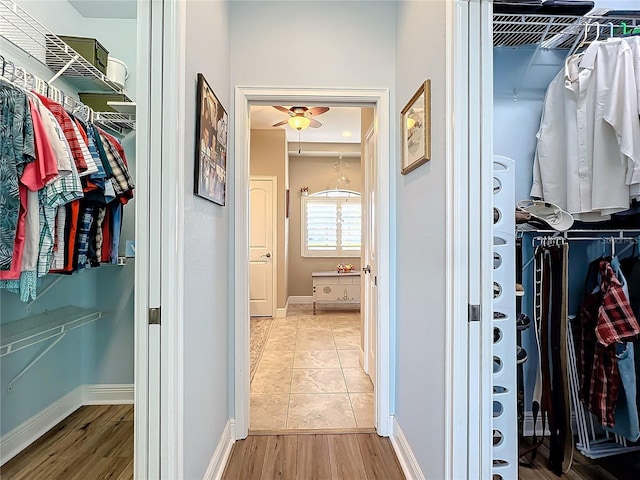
[194,73,228,205]
[401,79,431,175]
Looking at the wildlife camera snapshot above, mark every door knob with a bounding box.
[362,265,371,274]
[261,253,272,258]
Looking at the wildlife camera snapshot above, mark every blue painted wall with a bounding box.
[1,0,135,439]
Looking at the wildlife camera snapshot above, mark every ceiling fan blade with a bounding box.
[309,118,322,128]
[307,106,330,116]
[272,119,289,127]
[272,106,291,114]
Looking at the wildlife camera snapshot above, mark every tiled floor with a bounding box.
[250,306,374,432]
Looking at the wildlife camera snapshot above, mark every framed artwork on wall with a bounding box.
[401,79,431,175]
[194,73,228,205]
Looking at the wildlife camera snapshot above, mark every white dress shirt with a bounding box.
[531,39,640,220]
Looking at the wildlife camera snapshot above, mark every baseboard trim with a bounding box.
[288,295,313,305]
[83,384,134,405]
[275,298,290,318]
[390,416,426,480]
[203,419,235,480]
[1,384,134,465]
[1,386,83,465]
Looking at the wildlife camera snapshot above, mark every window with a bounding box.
[302,190,361,257]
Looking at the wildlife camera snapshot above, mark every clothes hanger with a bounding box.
[576,22,600,51]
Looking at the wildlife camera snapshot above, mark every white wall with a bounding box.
[229,1,396,89]
[182,1,230,479]
[395,2,448,478]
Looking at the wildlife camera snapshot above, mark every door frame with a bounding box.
[234,87,391,438]
[362,124,376,379]
[447,0,494,478]
[135,0,187,478]
[249,175,278,318]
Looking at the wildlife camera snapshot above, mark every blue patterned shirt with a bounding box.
[0,83,36,270]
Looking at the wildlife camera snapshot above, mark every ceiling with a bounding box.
[68,0,137,19]
[250,106,362,144]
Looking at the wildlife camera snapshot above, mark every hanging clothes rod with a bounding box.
[0,55,134,134]
[533,236,639,244]
[0,54,91,122]
[523,234,639,271]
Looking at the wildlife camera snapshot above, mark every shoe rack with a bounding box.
[492,155,518,480]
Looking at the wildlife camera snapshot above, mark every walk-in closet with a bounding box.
[0,0,137,477]
[491,1,640,478]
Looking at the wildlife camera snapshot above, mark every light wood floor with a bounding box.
[0,404,133,480]
[222,433,405,480]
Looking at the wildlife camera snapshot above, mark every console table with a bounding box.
[311,271,361,315]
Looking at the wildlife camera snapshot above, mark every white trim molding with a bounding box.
[1,384,135,466]
[234,87,392,439]
[275,296,291,318]
[203,419,235,480]
[390,417,426,480]
[1,387,82,465]
[82,384,134,405]
[159,1,187,479]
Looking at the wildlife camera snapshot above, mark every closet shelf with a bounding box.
[0,306,105,357]
[0,0,131,99]
[493,9,640,49]
[94,111,136,135]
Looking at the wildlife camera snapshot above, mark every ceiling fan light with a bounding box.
[288,116,311,130]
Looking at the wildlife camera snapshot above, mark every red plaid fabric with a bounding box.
[596,261,640,346]
[576,260,640,427]
[34,93,88,172]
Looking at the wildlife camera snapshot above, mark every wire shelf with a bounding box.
[94,111,136,134]
[493,10,640,48]
[0,0,130,97]
[0,0,135,133]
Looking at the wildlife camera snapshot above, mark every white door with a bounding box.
[250,177,276,317]
[362,126,377,394]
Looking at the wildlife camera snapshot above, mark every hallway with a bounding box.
[250,307,374,431]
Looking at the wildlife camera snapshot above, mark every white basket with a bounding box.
[106,57,128,89]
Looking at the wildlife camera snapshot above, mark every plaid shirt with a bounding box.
[576,260,640,427]
[34,93,88,173]
[76,204,95,270]
[95,128,135,202]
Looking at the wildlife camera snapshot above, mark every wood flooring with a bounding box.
[0,404,133,480]
[518,437,640,479]
[222,433,406,480]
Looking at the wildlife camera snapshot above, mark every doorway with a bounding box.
[249,176,277,318]
[235,87,391,439]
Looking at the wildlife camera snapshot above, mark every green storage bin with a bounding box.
[78,93,128,112]
[55,35,109,75]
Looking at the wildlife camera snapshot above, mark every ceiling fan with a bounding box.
[271,106,330,130]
